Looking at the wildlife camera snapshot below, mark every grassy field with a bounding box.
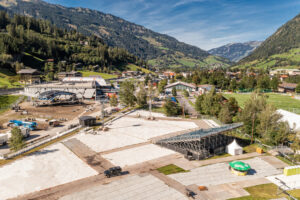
[126,64,156,75]
[234,48,300,70]
[223,93,300,113]
[157,164,189,175]
[0,68,21,88]
[229,183,300,200]
[0,95,21,114]
[78,71,117,79]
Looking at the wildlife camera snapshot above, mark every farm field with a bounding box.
[223,93,300,114]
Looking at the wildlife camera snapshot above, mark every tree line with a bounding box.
[0,11,147,80]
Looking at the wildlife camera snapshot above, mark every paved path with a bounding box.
[63,138,114,173]
[150,171,192,199]
[194,152,260,167]
[177,95,198,116]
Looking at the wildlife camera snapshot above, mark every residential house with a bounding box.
[278,82,297,93]
[17,68,41,84]
[165,81,196,92]
[163,71,176,79]
[198,84,214,95]
[57,71,82,81]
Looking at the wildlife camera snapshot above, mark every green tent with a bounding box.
[229,161,251,171]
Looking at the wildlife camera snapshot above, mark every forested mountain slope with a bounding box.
[0,11,143,86]
[0,0,232,69]
[236,13,300,69]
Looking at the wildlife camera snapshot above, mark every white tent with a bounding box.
[277,109,300,131]
[226,139,243,156]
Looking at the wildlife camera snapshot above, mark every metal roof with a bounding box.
[38,90,76,100]
[165,81,196,89]
[17,68,39,74]
[158,123,243,143]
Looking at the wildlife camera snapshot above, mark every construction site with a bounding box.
[0,75,299,200]
[0,104,298,200]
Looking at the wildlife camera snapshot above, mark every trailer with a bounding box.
[0,134,8,146]
[0,127,30,146]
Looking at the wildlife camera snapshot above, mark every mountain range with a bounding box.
[0,0,232,69]
[208,41,262,62]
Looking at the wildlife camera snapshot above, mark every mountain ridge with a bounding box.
[0,0,232,69]
[208,41,262,62]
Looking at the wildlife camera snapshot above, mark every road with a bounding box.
[177,94,198,117]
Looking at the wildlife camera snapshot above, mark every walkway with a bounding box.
[63,138,114,173]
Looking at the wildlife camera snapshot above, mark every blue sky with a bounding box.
[44,0,300,50]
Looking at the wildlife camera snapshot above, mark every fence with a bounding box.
[1,125,81,160]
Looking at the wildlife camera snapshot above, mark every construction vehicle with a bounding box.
[104,166,122,178]
[49,120,60,127]
[9,120,37,131]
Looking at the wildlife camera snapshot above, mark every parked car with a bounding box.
[104,166,122,178]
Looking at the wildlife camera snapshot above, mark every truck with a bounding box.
[0,127,30,146]
[9,120,37,131]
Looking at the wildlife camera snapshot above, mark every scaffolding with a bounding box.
[156,123,243,160]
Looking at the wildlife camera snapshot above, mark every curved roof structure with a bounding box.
[38,90,76,101]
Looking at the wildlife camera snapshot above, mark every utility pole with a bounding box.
[148,81,152,119]
[251,112,255,144]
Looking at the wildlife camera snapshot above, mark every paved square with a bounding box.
[60,174,188,200]
[267,174,300,190]
[74,116,197,153]
[0,143,98,200]
[169,157,280,186]
[102,144,176,167]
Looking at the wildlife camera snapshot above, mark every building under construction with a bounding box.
[156,123,243,160]
[24,76,116,100]
[33,90,79,107]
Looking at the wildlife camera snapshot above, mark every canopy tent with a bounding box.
[226,139,243,156]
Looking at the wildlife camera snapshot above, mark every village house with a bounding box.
[198,84,214,95]
[163,71,176,78]
[57,71,82,81]
[17,68,41,85]
[278,82,297,93]
[165,81,196,92]
[270,69,300,76]
[122,71,139,78]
